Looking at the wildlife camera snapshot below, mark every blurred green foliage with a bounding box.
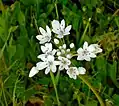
[0,0,119,105]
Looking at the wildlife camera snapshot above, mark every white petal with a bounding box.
[52,20,60,30]
[36,62,48,70]
[29,67,39,77]
[72,75,77,79]
[39,37,49,44]
[77,48,83,54]
[46,25,51,36]
[84,56,91,61]
[88,45,95,52]
[45,43,52,52]
[78,67,86,75]
[63,32,70,36]
[39,27,46,35]
[36,35,43,41]
[60,19,65,30]
[37,54,47,61]
[52,29,60,35]
[41,45,47,53]
[77,55,84,61]
[45,67,50,74]
[89,53,96,58]
[83,41,88,49]
[64,25,71,33]
[51,64,57,73]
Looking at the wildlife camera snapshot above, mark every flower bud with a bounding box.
[54,38,59,44]
[70,43,74,48]
[62,44,66,49]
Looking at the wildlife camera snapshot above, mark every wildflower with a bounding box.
[78,67,86,74]
[66,67,79,79]
[77,41,96,61]
[37,55,60,74]
[37,43,56,61]
[58,56,71,70]
[52,19,72,38]
[36,25,51,44]
[88,44,102,54]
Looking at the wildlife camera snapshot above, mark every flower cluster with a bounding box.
[29,19,102,79]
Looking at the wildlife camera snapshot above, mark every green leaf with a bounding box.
[18,11,25,25]
[38,77,50,85]
[20,0,37,5]
[112,94,119,106]
[7,45,16,61]
[8,26,18,34]
[86,100,98,106]
[108,61,119,88]
[95,57,107,83]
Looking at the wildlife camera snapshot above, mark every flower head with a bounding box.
[88,44,102,54]
[29,56,60,77]
[77,42,96,61]
[36,25,51,44]
[52,19,71,38]
[58,56,71,70]
[37,43,56,61]
[66,67,79,79]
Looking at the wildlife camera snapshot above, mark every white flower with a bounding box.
[37,43,56,61]
[29,66,39,77]
[58,56,71,70]
[37,55,60,74]
[78,67,86,74]
[77,41,96,61]
[36,25,51,44]
[54,38,59,44]
[66,67,79,79]
[70,43,74,48]
[52,19,72,38]
[88,44,102,54]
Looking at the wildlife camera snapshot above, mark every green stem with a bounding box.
[50,71,60,106]
[79,18,91,46]
[1,83,8,106]
[78,75,105,106]
[55,0,59,20]
[55,69,60,85]
[13,77,19,106]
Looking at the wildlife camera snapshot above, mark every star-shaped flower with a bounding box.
[37,43,56,61]
[36,25,51,44]
[52,19,72,38]
[29,55,60,77]
[58,56,71,70]
[66,67,79,79]
[77,42,96,61]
